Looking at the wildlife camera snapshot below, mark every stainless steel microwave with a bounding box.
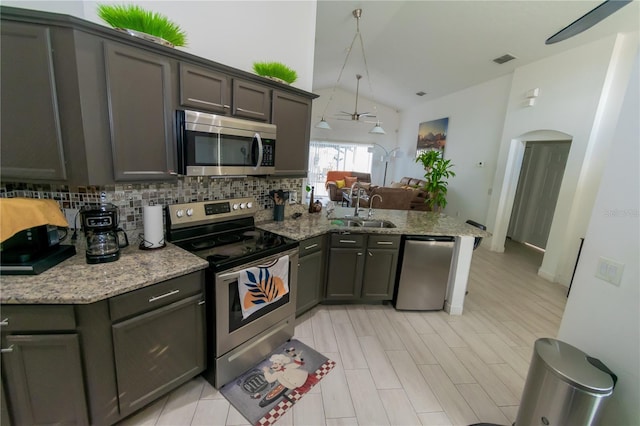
[177,110,276,176]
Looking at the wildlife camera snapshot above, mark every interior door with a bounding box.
[508,140,571,249]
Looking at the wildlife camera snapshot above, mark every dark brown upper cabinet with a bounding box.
[0,22,67,181]
[233,79,271,122]
[179,63,231,114]
[271,90,312,176]
[104,42,176,181]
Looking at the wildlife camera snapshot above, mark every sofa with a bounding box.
[368,177,430,211]
[325,171,372,203]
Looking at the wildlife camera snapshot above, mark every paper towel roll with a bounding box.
[143,205,164,248]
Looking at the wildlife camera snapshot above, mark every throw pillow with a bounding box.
[335,179,346,189]
[390,182,403,188]
[344,176,358,187]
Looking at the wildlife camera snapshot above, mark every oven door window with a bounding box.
[228,278,289,333]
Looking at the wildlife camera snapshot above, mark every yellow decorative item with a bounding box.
[0,198,69,242]
[336,179,346,189]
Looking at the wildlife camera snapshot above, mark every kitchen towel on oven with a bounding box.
[238,255,289,319]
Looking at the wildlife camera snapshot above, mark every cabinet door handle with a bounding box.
[368,251,373,257]
[304,243,318,250]
[339,240,357,244]
[236,107,265,116]
[149,289,180,303]
[1,345,14,353]
[187,98,224,108]
[357,252,363,256]
[198,300,205,305]
[376,241,394,245]
[0,318,8,327]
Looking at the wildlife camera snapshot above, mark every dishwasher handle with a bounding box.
[404,235,455,243]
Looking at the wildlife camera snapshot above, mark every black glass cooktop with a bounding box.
[174,227,298,271]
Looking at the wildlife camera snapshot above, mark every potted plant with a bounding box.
[97,4,187,47]
[252,61,298,84]
[415,150,455,211]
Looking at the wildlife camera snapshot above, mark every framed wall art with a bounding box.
[416,117,449,156]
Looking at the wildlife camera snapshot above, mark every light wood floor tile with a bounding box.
[386,350,442,413]
[326,417,359,426]
[470,309,527,347]
[225,404,250,426]
[333,321,368,369]
[500,405,520,424]
[421,312,466,348]
[457,383,511,425]
[390,317,438,365]
[402,311,436,334]
[448,323,504,365]
[329,308,352,324]
[345,369,391,426]
[488,363,526,400]
[155,379,204,425]
[294,311,314,338]
[347,306,376,336]
[276,408,293,426]
[190,399,230,426]
[420,333,475,385]
[378,389,422,426]
[312,309,340,353]
[482,334,530,378]
[367,309,406,350]
[199,376,225,400]
[417,411,453,426]
[293,393,326,426]
[359,335,402,389]
[501,320,539,348]
[451,347,519,407]
[117,395,167,425]
[418,364,478,426]
[321,352,356,419]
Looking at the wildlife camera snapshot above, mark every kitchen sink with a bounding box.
[334,218,396,228]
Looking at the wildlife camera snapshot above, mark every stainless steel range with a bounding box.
[166,197,299,388]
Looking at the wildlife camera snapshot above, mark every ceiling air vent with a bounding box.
[493,53,517,64]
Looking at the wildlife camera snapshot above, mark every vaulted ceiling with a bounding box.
[313,1,640,112]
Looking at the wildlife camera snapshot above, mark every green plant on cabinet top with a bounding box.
[252,61,297,84]
[97,3,187,47]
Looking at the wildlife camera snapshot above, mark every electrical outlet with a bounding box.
[476,161,485,168]
[595,257,624,286]
[289,191,298,204]
[64,208,79,229]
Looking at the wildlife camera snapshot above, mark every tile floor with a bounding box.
[118,240,567,426]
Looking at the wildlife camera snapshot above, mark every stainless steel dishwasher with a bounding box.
[394,235,455,310]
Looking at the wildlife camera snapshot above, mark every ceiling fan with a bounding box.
[335,74,376,121]
[546,0,632,44]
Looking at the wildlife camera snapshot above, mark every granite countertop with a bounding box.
[1,206,489,305]
[256,206,491,241]
[0,241,208,305]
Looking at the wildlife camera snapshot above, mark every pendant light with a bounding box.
[314,8,385,135]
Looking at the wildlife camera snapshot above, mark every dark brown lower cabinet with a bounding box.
[112,294,205,416]
[2,334,88,425]
[296,235,326,315]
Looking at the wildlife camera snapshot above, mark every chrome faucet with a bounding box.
[368,194,383,218]
[350,181,364,217]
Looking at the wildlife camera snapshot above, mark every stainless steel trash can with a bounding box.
[515,338,617,426]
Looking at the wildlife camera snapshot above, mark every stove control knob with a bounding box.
[176,209,184,218]
[186,208,194,217]
[247,202,253,209]
[240,202,246,209]
[233,203,239,210]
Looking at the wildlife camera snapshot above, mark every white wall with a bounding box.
[395,75,512,223]
[1,0,317,91]
[486,33,638,286]
[557,50,639,426]
[310,87,400,186]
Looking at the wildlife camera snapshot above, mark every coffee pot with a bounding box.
[81,204,129,264]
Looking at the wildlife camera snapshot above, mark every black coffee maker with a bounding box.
[80,204,129,264]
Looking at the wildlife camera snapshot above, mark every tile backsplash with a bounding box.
[0,176,304,231]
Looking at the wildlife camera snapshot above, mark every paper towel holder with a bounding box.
[139,239,166,250]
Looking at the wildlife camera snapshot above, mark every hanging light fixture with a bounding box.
[314,8,385,135]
